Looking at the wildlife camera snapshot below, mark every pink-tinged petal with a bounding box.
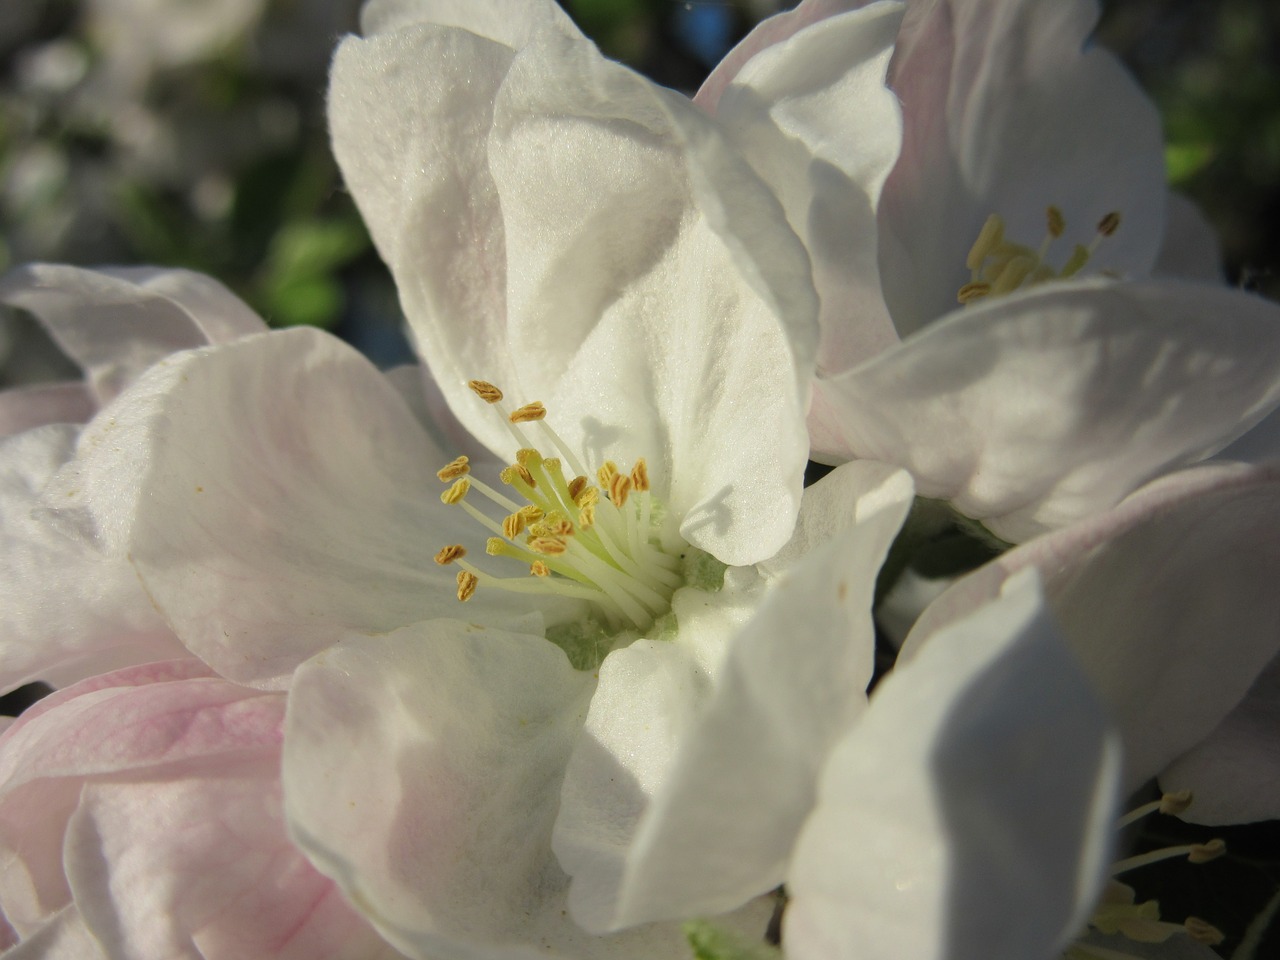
[695,0,876,116]
[46,328,547,689]
[282,622,751,959]
[0,383,94,437]
[879,0,1165,335]
[65,767,403,960]
[333,24,818,565]
[708,3,905,444]
[360,0,581,44]
[0,264,264,406]
[1160,654,1280,825]
[3,905,108,960]
[787,571,1120,960]
[1153,193,1224,283]
[555,462,912,931]
[0,424,183,695]
[816,280,1280,538]
[904,461,1280,791]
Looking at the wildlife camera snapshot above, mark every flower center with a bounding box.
[957,207,1122,305]
[1066,790,1226,960]
[433,380,689,640]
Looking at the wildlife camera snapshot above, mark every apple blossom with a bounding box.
[0,658,406,959]
[699,0,1280,541]
[0,265,265,695]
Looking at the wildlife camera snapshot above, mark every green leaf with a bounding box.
[684,920,781,960]
[1165,142,1216,185]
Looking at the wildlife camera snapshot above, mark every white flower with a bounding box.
[700,0,1280,541]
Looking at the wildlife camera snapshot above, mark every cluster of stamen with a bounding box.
[432,380,684,631]
[958,207,1121,305]
[1067,790,1226,960]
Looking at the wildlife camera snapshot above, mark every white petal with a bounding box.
[282,622,752,960]
[2,906,107,960]
[879,0,1165,334]
[555,461,912,931]
[1160,653,1280,825]
[0,424,182,694]
[360,0,581,44]
[710,3,905,388]
[818,280,1280,538]
[905,461,1280,790]
[0,264,264,406]
[786,571,1120,960]
[332,25,817,564]
[46,328,546,688]
[0,382,94,437]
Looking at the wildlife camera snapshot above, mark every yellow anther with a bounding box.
[1184,918,1224,946]
[598,461,618,487]
[543,513,574,537]
[516,447,541,467]
[528,537,568,556]
[436,456,470,482]
[441,478,471,504]
[500,464,535,488]
[568,476,588,501]
[1158,790,1193,816]
[456,570,479,601]
[434,544,466,565]
[486,537,508,556]
[530,561,551,577]
[578,504,596,529]
[1188,839,1226,864]
[630,458,650,492]
[1046,205,1066,238]
[610,473,632,507]
[543,456,562,474]
[502,512,526,539]
[469,380,503,403]
[957,281,992,304]
[518,504,544,524]
[966,213,1005,270]
[577,485,599,509]
[510,402,547,423]
[1097,211,1122,237]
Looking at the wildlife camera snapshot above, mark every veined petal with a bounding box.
[44,328,544,689]
[711,2,904,386]
[816,280,1280,538]
[0,424,182,695]
[0,264,265,406]
[360,0,581,44]
[879,0,1165,335]
[555,461,912,931]
[904,461,1280,791]
[282,622,763,959]
[786,571,1119,960]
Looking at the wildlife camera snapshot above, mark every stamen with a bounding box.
[1111,838,1225,875]
[529,537,569,556]
[436,456,470,481]
[966,214,1005,270]
[441,478,470,504]
[510,402,547,423]
[1184,918,1224,946]
[568,476,588,501]
[1061,243,1091,277]
[1097,211,1122,237]
[434,544,466,565]
[598,461,618,487]
[630,458,650,492]
[1117,790,1194,829]
[468,380,503,403]
[957,281,991,304]
[531,561,550,577]
[610,473,632,507]
[502,512,526,539]
[1046,205,1066,238]
[456,570,479,601]
[500,464,536,488]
